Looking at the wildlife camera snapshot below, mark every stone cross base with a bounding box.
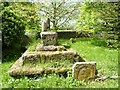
[8,50,85,76]
[72,62,96,81]
[40,32,57,46]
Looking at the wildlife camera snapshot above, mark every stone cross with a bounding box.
[42,18,50,32]
[41,18,57,46]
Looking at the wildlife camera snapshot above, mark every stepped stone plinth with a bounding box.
[8,18,86,77]
[8,49,85,76]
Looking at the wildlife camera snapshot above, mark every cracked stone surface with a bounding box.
[40,32,57,46]
[8,49,85,76]
[72,62,96,80]
[36,44,66,51]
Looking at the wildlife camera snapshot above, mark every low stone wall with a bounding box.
[57,30,93,38]
[36,30,93,39]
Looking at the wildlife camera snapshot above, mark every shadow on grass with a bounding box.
[2,48,26,63]
[91,38,108,47]
[71,37,117,50]
[91,38,118,49]
[80,37,118,49]
[78,38,93,42]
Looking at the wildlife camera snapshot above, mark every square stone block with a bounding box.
[41,32,57,46]
[72,62,96,81]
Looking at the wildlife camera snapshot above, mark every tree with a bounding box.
[75,2,120,48]
[2,2,25,48]
[2,2,41,48]
[9,2,41,32]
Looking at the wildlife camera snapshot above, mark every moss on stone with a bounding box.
[8,47,84,77]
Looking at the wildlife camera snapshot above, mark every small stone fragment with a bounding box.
[110,76,120,79]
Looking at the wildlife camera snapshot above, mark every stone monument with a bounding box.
[41,18,57,46]
[8,18,85,77]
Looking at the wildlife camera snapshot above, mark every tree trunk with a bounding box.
[53,2,57,31]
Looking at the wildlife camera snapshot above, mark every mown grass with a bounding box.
[1,38,118,88]
[71,38,118,76]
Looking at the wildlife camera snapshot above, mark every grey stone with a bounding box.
[42,18,50,32]
[72,62,96,81]
[40,32,57,46]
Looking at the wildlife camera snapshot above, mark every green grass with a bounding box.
[27,37,41,51]
[71,38,118,76]
[1,38,118,88]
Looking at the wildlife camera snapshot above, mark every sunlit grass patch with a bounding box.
[71,38,118,76]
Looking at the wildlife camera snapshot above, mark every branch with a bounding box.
[40,8,49,15]
[57,8,77,27]
[56,1,65,9]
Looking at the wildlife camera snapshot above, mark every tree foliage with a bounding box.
[39,1,81,30]
[75,2,120,48]
[2,2,25,48]
[2,2,41,49]
[9,2,41,32]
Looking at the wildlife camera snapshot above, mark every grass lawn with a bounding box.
[1,38,118,88]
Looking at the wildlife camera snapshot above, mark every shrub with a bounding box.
[2,2,25,48]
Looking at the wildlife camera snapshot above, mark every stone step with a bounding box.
[8,49,85,76]
[36,44,66,51]
[22,49,84,64]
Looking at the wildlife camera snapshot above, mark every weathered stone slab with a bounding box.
[8,49,85,76]
[8,56,72,76]
[8,57,71,76]
[22,49,84,64]
[40,32,57,46]
[36,44,66,51]
[72,62,96,81]
[8,57,44,76]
